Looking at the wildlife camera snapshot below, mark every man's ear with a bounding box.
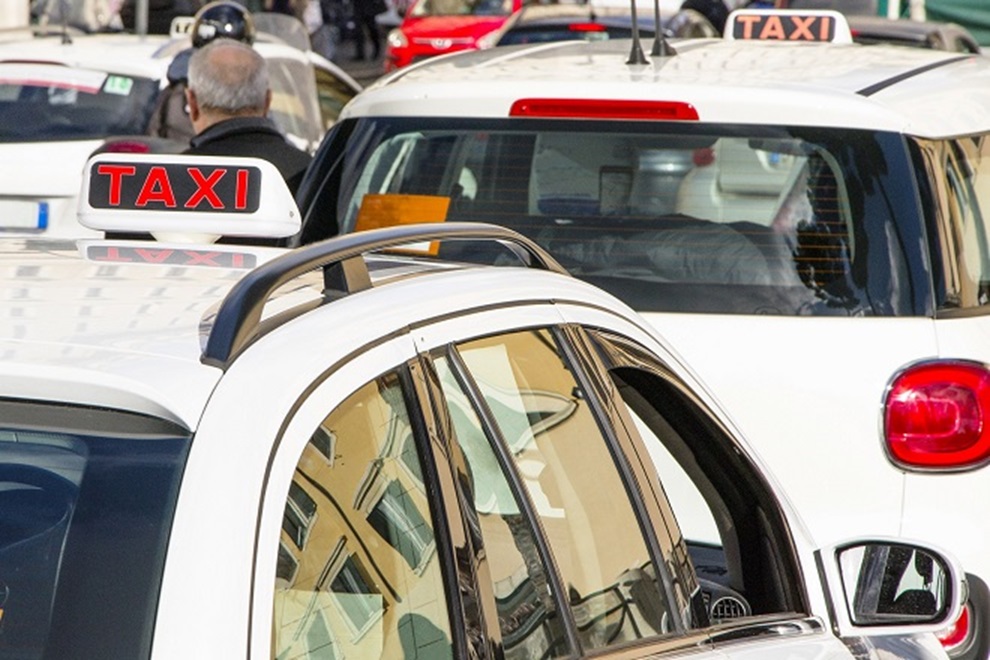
[263,89,272,117]
[186,87,200,122]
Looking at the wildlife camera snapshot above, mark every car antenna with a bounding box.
[626,0,648,64]
[57,0,72,43]
[649,0,676,56]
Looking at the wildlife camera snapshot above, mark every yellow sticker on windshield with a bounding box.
[103,75,133,96]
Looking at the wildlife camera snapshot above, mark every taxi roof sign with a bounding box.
[725,9,853,44]
[78,153,301,241]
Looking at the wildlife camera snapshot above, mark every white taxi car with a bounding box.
[293,9,990,659]
[0,152,966,659]
[0,14,359,239]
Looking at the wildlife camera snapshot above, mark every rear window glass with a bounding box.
[0,64,159,142]
[0,400,190,659]
[323,118,927,317]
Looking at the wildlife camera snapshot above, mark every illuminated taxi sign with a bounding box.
[88,161,260,213]
[79,153,300,240]
[725,9,853,44]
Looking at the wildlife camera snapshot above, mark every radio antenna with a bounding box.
[626,0,648,64]
[650,0,676,56]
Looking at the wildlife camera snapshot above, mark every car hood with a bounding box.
[0,139,105,197]
[402,15,508,39]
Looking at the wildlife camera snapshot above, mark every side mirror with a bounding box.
[819,538,967,638]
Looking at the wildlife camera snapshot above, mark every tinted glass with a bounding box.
[0,401,190,660]
[314,118,927,316]
[273,372,454,660]
[454,329,671,650]
[0,64,159,142]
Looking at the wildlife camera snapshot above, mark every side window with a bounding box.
[590,331,809,626]
[944,137,990,308]
[313,65,358,131]
[445,329,673,652]
[272,372,454,660]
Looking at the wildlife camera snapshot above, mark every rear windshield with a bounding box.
[0,400,190,659]
[0,63,159,142]
[307,117,931,316]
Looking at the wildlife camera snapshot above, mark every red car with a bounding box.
[384,0,523,71]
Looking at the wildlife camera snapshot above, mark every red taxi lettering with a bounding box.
[181,250,224,266]
[734,14,761,39]
[760,16,786,39]
[96,164,137,206]
[236,169,249,210]
[136,166,177,208]
[93,246,131,262]
[732,12,835,41]
[185,168,225,209]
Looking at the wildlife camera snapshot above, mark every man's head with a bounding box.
[185,39,271,134]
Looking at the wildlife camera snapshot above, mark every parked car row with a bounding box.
[1,3,989,660]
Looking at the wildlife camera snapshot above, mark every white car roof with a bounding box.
[0,232,618,431]
[351,37,990,137]
[0,32,177,80]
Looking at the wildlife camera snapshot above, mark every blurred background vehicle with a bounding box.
[478,2,718,48]
[0,6,359,239]
[847,14,981,51]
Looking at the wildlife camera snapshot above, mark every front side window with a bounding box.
[0,401,190,660]
[449,329,672,652]
[272,372,453,660]
[307,118,928,317]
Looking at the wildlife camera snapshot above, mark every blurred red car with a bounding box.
[384,0,524,71]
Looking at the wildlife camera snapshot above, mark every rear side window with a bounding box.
[0,401,190,660]
[919,135,990,312]
[316,118,927,317]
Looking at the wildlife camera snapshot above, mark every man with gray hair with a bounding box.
[184,39,312,195]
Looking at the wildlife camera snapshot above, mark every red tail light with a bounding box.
[100,139,152,154]
[936,603,971,651]
[884,360,990,470]
[509,98,699,121]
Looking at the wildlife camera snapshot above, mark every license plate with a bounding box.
[0,200,48,230]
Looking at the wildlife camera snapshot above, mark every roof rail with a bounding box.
[202,222,569,369]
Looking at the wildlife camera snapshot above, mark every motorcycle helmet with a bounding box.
[191,1,256,49]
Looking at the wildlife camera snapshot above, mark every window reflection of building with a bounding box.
[273,373,453,660]
[454,329,671,651]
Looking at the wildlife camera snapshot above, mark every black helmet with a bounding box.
[191,1,256,49]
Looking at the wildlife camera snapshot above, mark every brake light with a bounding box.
[509,98,699,121]
[936,603,971,651]
[568,22,606,32]
[884,360,990,470]
[101,139,151,153]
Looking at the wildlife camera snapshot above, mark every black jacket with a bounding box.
[184,117,313,195]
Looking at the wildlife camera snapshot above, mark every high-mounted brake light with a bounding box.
[884,360,990,470]
[509,98,699,121]
[568,22,606,32]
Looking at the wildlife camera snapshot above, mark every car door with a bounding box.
[235,303,853,658]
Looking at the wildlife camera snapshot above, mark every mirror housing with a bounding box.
[818,537,967,638]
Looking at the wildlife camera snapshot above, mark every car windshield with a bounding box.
[312,117,934,317]
[0,63,159,142]
[411,0,514,18]
[0,400,190,659]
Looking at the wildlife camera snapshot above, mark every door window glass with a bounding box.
[434,355,568,659]
[272,372,453,660]
[454,329,672,650]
